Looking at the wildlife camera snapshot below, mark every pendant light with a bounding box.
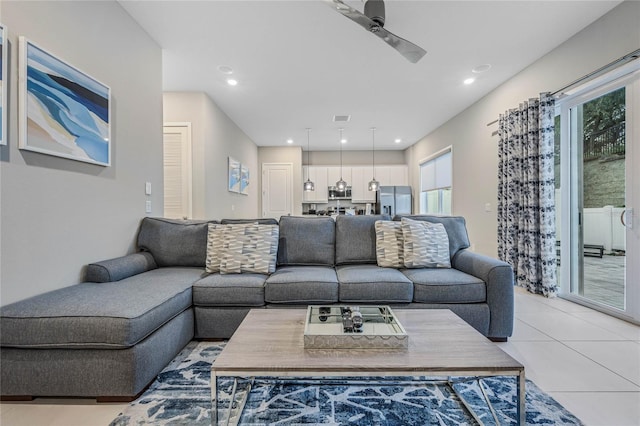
[303,128,315,192]
[368,127,380,192]
[336,128,347,191]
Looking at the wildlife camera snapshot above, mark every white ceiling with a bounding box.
[119,0,620,151]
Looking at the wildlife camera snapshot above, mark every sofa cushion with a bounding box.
[85,252,157,283]
[336,265,413,303]
[375,220,404,268]
[394,215,470,257]
[193,273,267,307]
[221,218,279,225]
[277,216,335,266]
[137,217,217,267]
[265,266,338,304]
[401,218,451,268]
[0,267,202,349]
[335,215,390,265]
[402,268,486,303]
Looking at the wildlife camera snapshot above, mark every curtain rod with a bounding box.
[486,48,640,127]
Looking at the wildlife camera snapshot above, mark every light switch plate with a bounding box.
[145,200,152,213]
[145,182,152,195]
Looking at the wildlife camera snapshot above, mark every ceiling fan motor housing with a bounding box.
[364,0,385,27]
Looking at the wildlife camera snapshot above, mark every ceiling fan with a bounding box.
[331,0,426,63]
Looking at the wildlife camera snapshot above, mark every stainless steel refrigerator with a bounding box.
[377,186,412,216]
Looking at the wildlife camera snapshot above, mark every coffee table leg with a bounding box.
[211,373,218,426]
[448,379,484,425]
[518,371,526,425]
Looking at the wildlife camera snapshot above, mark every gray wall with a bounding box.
[306,150,406,166]
[163,92,259,219]
[0,1,163,305]
[405,1,640,256]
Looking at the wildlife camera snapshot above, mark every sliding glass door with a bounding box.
[557,67,640,322]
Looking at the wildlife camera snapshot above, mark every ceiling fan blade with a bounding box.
[331,0,426,63]
[332,0,378,32]
[374,26,427,64]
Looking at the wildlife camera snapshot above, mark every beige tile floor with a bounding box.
[1,287,639,426]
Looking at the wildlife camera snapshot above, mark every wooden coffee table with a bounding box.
[211,308,525,425]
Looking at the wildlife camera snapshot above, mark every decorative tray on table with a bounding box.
[303,305,408,349]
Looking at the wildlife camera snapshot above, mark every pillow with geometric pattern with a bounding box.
[374,220,404,268]
[401,217,451,268]
[219,224,279,274]
[205,223,224,274]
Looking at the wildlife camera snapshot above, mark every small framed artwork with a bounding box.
[228,156,241,193]
[240,164,250,195]
[18,37,111,166]
[0,24,6,145]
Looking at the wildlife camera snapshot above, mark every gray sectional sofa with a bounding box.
[0,214,514,401]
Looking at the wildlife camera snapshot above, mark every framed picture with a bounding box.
[228,156,241,193]
[0,24,6,146]
[18,37,111,166]
[240,164,250,195]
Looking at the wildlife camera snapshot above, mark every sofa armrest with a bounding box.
[452,249,514,339]
[85,252,158,283]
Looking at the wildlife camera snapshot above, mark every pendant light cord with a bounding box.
[371,127,375,176]
[339,128,343,179]
[306,128,311,180]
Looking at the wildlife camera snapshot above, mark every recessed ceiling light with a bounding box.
[227,79,238,86]
[286,139,293,144]
[394,138,402,144]
[472,64,491,74]
[341,139,347,144]
[463,78,475,85]
[218,65,234,75]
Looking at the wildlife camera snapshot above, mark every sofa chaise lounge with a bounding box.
[0,214,514,401]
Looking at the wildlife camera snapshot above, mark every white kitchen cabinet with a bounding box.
[326,166,352,187]
[375,165,408,186]
[302,166,329,203]
[351,166,377,202]
[388,165,408,186]
[374,166,391,186]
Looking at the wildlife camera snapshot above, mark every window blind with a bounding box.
[420,150,451,192]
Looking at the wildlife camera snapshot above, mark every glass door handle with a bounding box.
[621,208,634,229]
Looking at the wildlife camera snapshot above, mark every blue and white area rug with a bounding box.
[110,341,583,425]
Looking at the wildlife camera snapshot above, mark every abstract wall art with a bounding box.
[240,164,250,195]
[228,156,241,193]
[18,37,111,166]
[0,24,6,146]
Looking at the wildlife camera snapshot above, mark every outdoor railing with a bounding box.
[584,121,625,161]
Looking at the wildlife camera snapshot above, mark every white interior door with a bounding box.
[163,123,192,219]
[262,163,293,220]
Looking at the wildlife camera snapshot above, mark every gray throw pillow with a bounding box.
[401,218,451,268]
[375,221,404,268]
[205,224,224,273]
[219,224,279,274]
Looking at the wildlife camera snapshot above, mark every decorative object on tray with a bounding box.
[303,305,408,349]
[18,37,111,166]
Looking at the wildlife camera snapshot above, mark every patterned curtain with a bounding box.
[497,93,558,297]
